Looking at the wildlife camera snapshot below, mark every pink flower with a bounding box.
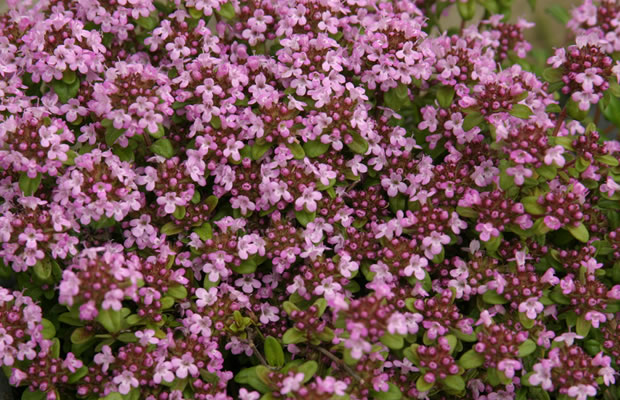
[295,186,322,212]
[567,384,596,400]
[171,353,198,379]
[476,222,499,242]
[281,372,304,394]
[518,297,543,320]
[113,371,139,395]
[421,232,450,258]
[544,145,565,167]
[239,388,260,400]
[529,360,553,390]
[403,255,428,280]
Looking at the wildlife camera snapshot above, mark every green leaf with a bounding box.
[41,318,56,339]
[546,5,570,24]
[458,349,484,369]
[173,206,186,220]
[19,172,42,196]
[286,142,306,160]
[509,104,533,119]
[282,327,306,344]
[105,127,124,147]
[457,0,476,20]
[21,390,46,400]
[482,290,508,305]
[96,308,123,333]
[567,98,588,121]
[536,165,557,180]
[264,336,285,368]
[518,339,537,357]
[443,375,465,391]
[463,112,484,131]
[62,69,77,84]
[380,332,404,350]
[232,255,261,274]
[567,223,589,243]
[303,139,331,158]
[521,196,545,215]
[136,12,159,30]
[542,68,563,83]
[437,86,455,108]
[576,315,591,337]
[150,138,175,158]
[234,367,271,393]
[595,154,619,167]
[347,131,369,155]
[102,393,124,400]
[519,312,535,329]
[416,375,434,393]
[297,360,318,382]
[194,223,213,241]
[161,221,183,236]
[295,209,316,226]
[33,260,52,281]
[167,285,187,299]
[252,142,272,160]
[51,78,80,103]
[68,366,88,384]
[216,2,236,20]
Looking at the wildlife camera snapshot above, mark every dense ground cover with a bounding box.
[0,0,619,399]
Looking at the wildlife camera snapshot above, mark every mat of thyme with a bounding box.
[1,0,620,399]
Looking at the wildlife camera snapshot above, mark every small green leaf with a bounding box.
[297,360,318,382]
[380,332,404,350]
[161,221,183,236]
[567,223,589,243]
[482,290,508,305]
[33,260,52,281]
[416,375,434,393]
[234,367,271,393]
[216,2,236,20]
[518,339,537,357]
[542,68,563,83]
[167,285,187,299]
[509,104,533,119]
[303,139,331,158]
[347,131,369,155]
[135,12,159,30]
[150,138,175,158]
[96,308,123,333]
[457,0,476,20]
[519,312,535,329]
[51,78,80,103]
[595,154,619,167]
[41,318,56,339]
[21,390,46,400]
[264,336,285,368]
[173,206,186,220]
[458,349,484,369]
[295,209,316,226]
[437,86,455,108]
[251,142,272,160]
[68,366,88,384]
[282,327,307,344]
[576,315,591,337]
[286,142,306,160]
[194,223,213,241]
[19,172,42,196]
[62,69,77,84]
[463,112,484,131]
[443,375,465,391]
[522,196,545,215]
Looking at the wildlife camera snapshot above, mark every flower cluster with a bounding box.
[0,0,620,399]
